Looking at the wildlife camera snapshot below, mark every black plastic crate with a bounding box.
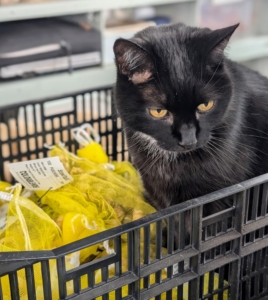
[0,87,268,300]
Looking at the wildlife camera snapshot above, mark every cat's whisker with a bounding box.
[203,59,224,90]
[207,143,239,181]
[240,125,268,136]
[240,133,268,140]
[212,136,266,157]
[129,134,178,176]
[212,136,255,153]
[204,76,227,93]
[125,141,140,149]
[214,124,268,138]
[200,53,204,82]
[139,152,161,177]
[132,131,178,162]
[207,142,235,174]
[214,128,268,146]
[205,143,233,184]
[153,75,163,91]
[135,155,153,176]
[206,83,231,94]
[122,129,132,137]
[209,140,254,176]
[213,125,229,131]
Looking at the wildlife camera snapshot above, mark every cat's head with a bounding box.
[113,23,238,156]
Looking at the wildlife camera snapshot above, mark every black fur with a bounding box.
[113,23,268,220]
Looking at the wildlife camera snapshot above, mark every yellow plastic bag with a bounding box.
[0,181,11,191]
[34,183,121,263]
[62,213,101,261]
[112,161,144,196]
[77,142,109,164]
[0,184,64,300]
[0,184,62,251]
[71,173,155,223]
[49,144,141,194]
[48,145,157,236]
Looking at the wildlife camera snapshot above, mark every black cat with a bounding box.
[113,23,268,221]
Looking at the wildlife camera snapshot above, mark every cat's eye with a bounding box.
[149,109,168,118]
[197,100,214,112]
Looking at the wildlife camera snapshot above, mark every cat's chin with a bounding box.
[178,149,195,154]
[157,146,196,157]
[162,141,208,155]
[175,148,198,156]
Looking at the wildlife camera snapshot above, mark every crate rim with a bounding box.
[0,172,267,263]
[0,85,114,111]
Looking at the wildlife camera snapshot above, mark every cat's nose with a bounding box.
[178,124,197,149]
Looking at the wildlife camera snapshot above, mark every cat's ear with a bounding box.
[113,38,154,84]
[207,24,239,61]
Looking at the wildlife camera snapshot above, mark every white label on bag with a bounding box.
[0,191,13,201]
[0,202,9,230]
[8,157,73,190]
[0,191,13,231]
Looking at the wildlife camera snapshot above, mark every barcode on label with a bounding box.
[19,171,39,189]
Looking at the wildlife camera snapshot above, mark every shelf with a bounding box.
[228,35,268,63]
[0,64,116,107]
[0,0,195,22]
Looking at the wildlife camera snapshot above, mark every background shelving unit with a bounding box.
[0,0,267,106]
[0,0,196,22]
[0,0,197,105]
